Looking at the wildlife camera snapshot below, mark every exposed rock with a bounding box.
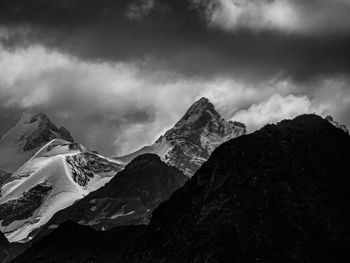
[116,97,246,176]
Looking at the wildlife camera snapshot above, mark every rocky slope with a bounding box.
[0,138,123,243]
[14,114,350,263]
[116,97,246,176]
[0,113,73,173]
[0,231,10,263]
[13,221,145,263]
[37,154,187,236]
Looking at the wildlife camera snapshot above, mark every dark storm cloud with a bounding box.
[0,0,350,155]
[0,0,349,81]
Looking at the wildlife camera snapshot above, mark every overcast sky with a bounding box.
[0,0,350,156]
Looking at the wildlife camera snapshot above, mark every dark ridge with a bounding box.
[13,220,146,263]
[122,114,350,263]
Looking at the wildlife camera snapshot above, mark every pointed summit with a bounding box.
[174,97,217,128]
[116,98,246,176]
[0,112,74,173]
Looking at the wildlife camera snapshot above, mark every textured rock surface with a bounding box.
[116,98,246,176]
[39,154,187,235]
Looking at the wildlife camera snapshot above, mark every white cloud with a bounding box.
[198,0,350,34]
[231,94,324,131]
[0,44,349,155]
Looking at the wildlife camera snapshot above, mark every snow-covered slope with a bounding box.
[0,113,73,173]
[0,139,123,243]
[116,97,246,176]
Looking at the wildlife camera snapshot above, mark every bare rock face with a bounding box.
[117,98,246,177]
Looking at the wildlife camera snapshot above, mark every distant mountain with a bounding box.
[0,113,73,173]
[37,154,187,237]
[15,114,350,263]
[115,97,246,176]
[0,231,10,263]
[0,138,123,243]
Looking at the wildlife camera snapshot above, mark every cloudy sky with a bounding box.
[0,0,350,156]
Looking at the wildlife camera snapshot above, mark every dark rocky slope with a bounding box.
[37,154,188,236]
[123,114,350,263]
[14,115,350,262]
[0,231,9,263]
[13,221,145,263]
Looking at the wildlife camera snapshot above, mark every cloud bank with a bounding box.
[0,43,349,155]
[197,0,350,34]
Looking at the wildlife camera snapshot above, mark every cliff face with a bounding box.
[124,115,350,263]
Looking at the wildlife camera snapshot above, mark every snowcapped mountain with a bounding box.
[0,138,123,243]
[115,97,246,176]
[36,154,187,237]
[0,113,73,173]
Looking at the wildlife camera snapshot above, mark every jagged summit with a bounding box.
[173,97,214,127]
[116,97,246,176]
[0,112,74,173]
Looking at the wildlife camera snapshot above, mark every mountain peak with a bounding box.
[0,112,74,173]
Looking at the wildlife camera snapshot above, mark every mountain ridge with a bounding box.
[115,97,246,176]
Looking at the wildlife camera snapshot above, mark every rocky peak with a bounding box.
[173,97,215,128]
[21,113,74,151]
[116,98,246,177]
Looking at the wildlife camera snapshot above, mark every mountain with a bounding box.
[14,114,350,262]
[13,221,145,263]
[0,138,123,243]
[120,114,350,263]
[0,113,73,173]
[36,154,187,238]
[0,231,10,263]
[115,97,246,176]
